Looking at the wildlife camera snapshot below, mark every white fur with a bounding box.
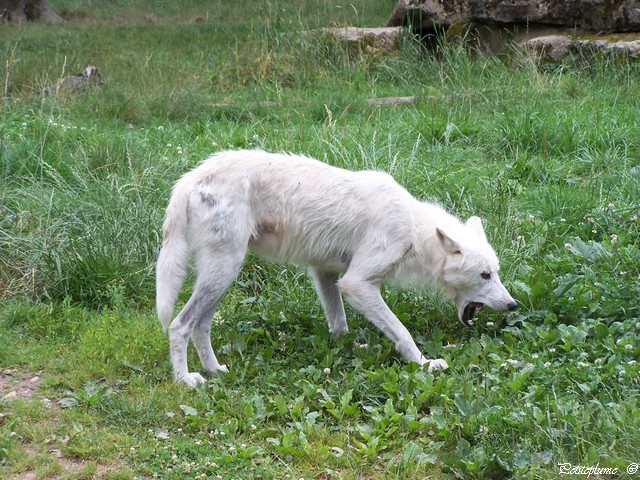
[156,150,516,387]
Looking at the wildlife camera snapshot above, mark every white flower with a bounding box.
[323,367,331,375]
[610,234,619,246]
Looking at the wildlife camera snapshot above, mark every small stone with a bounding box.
[4,391,18,400]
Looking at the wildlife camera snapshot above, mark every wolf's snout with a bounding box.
[507,301,517,311]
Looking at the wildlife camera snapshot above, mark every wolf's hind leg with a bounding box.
[191,314,229,377]
[168,283,219,388]
[169,242,246,387]
[309,268,348,336]
[192,245,246,372]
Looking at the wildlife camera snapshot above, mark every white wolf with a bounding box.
[156,150,517,387]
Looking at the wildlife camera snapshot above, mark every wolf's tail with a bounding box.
[156,176,192,331]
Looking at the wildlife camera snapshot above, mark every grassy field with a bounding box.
[2,0,640,478]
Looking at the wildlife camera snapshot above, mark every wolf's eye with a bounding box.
[481,272,491,280]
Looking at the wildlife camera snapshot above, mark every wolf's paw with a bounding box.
[216,364,229,374]
[426,358,449,372]
[177,372,207,388]
[329,323,349,337]
[204,364,229,376]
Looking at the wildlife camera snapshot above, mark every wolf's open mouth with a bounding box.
[462,302,484,327]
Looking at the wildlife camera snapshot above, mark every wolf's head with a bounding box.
[436,216,517,326]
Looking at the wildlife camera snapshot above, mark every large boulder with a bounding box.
[388,0,640,34]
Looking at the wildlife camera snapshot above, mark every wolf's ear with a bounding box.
[436,227,462,255]
[466,216,487,241]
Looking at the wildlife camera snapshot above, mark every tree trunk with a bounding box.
[1,0,63,24]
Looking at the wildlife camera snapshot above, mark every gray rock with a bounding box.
[44,65,105,95]
[524,34,640,63]
[388,0,640,34]
[574,37,640,57]
[317,27,404,51]
[525,35,574,63]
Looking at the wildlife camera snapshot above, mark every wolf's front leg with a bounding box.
[337,275,447,370]
[309,268,348,336]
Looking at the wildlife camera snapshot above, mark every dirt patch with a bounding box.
[0,369,41,402]
[1,371,129,479]
[14,445,125,480]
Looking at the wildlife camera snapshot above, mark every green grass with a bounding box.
[2,1,640,478]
